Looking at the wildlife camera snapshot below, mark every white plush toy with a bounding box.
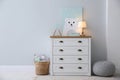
[62,18,80,36]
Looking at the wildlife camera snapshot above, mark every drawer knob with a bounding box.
[59,58,64,60]
[78,49,82,52]
[59,66,64,69]
[78,41,82,43]
[78,58,82,60]
[78,67,82,69]
[59,41,63,43]
[59,49,64,52]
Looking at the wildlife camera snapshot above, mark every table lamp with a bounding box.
[79,20,87,36]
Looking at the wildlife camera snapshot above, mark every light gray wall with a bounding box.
[0,0,107,65]
[107,0,120,74]
[84,0,107,65]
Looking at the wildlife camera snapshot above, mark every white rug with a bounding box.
[35,75,120,80]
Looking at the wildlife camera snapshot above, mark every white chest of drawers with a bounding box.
[50,36,91,76]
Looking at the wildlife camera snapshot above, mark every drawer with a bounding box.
[53,38,88,46]
[53,47,88,56]
[53,64,88,73]
[53,56,88,63]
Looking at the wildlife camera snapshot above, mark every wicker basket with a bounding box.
[35,61,49,75]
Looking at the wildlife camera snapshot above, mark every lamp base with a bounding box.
[80,28,86,37]
[80,34,86,37]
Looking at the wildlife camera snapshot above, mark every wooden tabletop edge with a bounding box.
[50,36,92,38]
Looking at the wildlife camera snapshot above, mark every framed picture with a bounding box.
[61,8,82,36]
[62,18,81,36]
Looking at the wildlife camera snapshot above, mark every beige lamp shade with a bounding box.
[79,21,87,28]
[77,21,87,36]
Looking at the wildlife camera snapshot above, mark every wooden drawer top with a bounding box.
[50,36,92,38]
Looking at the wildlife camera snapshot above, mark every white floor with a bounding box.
[0,66,120,80]
[35,75,120,80]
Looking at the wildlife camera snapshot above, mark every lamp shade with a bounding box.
[79,21,87,28]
